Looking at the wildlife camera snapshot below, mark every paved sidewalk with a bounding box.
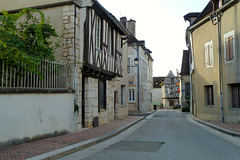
[189,113,240,137]
[0,116,143,160]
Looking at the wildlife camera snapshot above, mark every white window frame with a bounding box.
[224,30,235,63]
[205,40,214,68]
[129,89,135,102]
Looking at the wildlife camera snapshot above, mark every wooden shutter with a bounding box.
[225,37,230,61]
[205,45,209,66]
[210,44,213,66]
[229,36,234,60]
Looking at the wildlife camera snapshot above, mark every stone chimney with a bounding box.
[120,16,127,28]
[127,19,136,37]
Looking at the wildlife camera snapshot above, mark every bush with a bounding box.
[182,106,190,112]
[0,8,60,75]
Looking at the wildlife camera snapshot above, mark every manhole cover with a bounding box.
[105,141,164,152]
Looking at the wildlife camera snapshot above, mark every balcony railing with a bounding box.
[0,59,67,89]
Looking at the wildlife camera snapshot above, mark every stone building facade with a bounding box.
[1,0,130,132]
[120,17,154,112]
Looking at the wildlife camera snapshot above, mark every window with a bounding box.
[98,79,106,111]
[121,85,126,105]
[224,30,235,62]
[108,27,112,55]
[205,41,214,67]
[171,78,174,84]
[185,83,190,99]
[128,57,131,74]
[129,89,135,102]
[205,85,214,105]
[169,100,174,106]
[231,84,240,108]
[96,17,101,49]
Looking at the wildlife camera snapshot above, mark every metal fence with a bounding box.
[0,59,67,89]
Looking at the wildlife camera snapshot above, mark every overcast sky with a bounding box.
[98,0,210,77]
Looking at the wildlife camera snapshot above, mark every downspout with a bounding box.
[217,15,224,123]
[210,0,224,122]
[137,46,140,112]
[74,4,77,131]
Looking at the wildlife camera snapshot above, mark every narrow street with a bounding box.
[59,110,240,160]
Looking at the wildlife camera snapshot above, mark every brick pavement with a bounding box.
[0,116,142,160]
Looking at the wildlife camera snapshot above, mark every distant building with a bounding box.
[120,17,154,112]
[179,50,190,110]
[162,71,179,108]
[152,77,166,108]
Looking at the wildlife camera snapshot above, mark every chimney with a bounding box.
[120,16,127,28]
[127,19,136,37]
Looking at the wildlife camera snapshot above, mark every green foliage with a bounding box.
[182,107,190,112]
[0,8,60,74]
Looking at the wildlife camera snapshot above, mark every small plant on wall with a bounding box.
[0,8,60,75]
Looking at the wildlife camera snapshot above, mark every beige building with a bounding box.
[0,0,130,136]
[185,0,240,123]
[120,17,154,112]
[152,77,166,108]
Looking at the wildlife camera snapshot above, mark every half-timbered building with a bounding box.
[162,71,180,108]
[0,0,130,136]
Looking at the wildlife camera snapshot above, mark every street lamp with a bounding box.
[134,58,139,65]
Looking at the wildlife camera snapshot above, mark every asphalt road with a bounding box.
[59,110,240,160]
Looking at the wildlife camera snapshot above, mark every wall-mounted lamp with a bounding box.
[134,58,139,65]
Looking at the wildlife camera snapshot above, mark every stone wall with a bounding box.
[62,4,82,131]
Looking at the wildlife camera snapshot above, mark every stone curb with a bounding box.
[188,113,240,137]
[26,116,145,160]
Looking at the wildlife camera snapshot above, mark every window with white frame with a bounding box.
[224,30,235,63]
[96,17,101,49]
[129,89,135,102]
[205,40,214,67]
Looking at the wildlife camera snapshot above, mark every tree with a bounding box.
[0,8,60,75]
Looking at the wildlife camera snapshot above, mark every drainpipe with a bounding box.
[217,15,224,123]
[74,4,77,131]
[210,1,224,122]
[137,46,140,112]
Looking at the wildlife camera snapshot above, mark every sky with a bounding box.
[98,0,210,77]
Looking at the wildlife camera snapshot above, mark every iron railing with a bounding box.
[0,59,67,89]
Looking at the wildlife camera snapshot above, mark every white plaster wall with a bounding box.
[152,88,163,106]
[0,93,74,143]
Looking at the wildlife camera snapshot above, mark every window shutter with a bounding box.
[205,45,209,66]
[210,44,213,66]
[225,38,230,61]
[229,36,234,60]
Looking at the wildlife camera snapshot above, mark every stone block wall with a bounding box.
[62,4,82,131]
